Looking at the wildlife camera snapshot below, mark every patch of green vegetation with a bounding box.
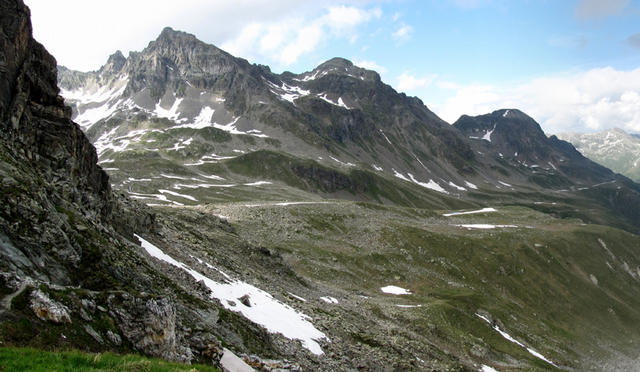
[224,150,473,210]
[0,347,220,371]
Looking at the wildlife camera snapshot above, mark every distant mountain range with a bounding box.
[558,128,640,183]
[57,27,640,232]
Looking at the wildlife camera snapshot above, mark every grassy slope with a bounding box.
[205,201,640,371]
[0,347,219,372]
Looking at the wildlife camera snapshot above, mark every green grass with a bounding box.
[0,347,220,372]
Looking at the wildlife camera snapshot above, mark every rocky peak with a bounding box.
[317,57,353,70]
[142,27,239,72]
[118,27,254,100]
[296,57,380,83]
[454,109,564,168]
[99,50,126,76]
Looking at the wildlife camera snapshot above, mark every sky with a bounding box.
[25,0,640,134]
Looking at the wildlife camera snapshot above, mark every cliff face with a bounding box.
[0,0,122,286]
[1,0,110,215]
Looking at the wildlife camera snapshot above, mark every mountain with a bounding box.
[58,27,478,206]
[558,128,640,183]
[58,28,640,233]
[3,2,640,371]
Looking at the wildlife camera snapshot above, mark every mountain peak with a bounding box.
[153,26,199,46]
[100,50,126,75]
[297,57,380,82]
[317,57,354,70]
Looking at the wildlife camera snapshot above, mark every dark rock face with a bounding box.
[0,0,121,286]
[58,27,477,186]
[0,0,110,215]
[454,109,615,182]
[124,27,255,101]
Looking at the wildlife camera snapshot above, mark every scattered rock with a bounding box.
[106,330,122,345]
[220,348,254,372]
[29,289,71,324]
[239,294,251,307]
[84,324,104,344]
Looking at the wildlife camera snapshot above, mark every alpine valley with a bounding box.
[1,1,640,371]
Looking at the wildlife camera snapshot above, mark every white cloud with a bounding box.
[396,72,437,92]
[278,24,326,66]
[575,0,630,20]
[431,67,640,134]
[392,24,413,42]
[25,0,382,71]
[223,5,382,66]
[353,59,387,73]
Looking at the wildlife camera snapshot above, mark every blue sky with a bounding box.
[26,0,640,133]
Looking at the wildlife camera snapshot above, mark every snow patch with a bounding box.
[392,169,410,182]
[266,80,310,104]
[329,156,355,167]
[175,106,268,138]
[173,183,237,189]
[454,224,517,229]
[127,191,184,206]
[135,235,328,355]
[379,129,392,145]
[317,94,351,109]
[407,173,449,194]
[480,365,499,372]
[465,181,478,190]
[482,125,496,142]
[288,293,307,302]
[243,181,272,186]
[158,189,197,202]
[448,182,467,191]
[155,97,183,121]
[320,296,339,304]
[381,286,411,295]
[443,208,497,217]
[475,313,557,367]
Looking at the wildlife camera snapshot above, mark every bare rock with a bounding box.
[108,293,193,363]
[106,330,122,345]
[29,289,71,323]
[220,348,255,372]
[84,324,104,344]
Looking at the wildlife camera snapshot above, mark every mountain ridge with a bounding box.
[56,26,640,234]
